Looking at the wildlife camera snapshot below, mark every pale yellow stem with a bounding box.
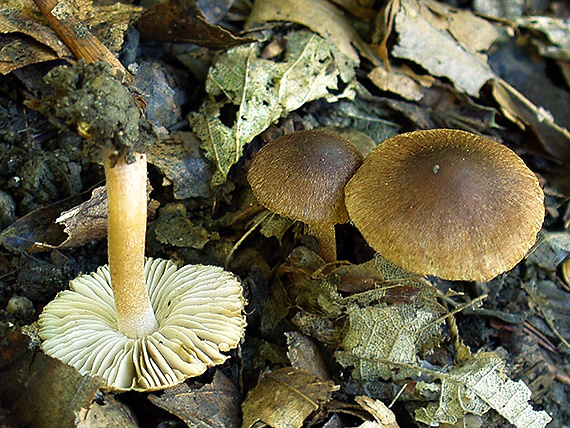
[308,222,337,263]
[104,149,157,338]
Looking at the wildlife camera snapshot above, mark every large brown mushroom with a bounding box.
[248,129,364,262]
[344,129,545,281]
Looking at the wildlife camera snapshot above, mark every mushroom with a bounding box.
[37,62,246,391]
[248,129,364,262]
[344,129,544,281]
[39,258,246,391]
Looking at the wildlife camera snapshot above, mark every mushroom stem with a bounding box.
[308,222,337,262]
[104,149,158,338]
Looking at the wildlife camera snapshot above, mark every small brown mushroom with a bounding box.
[344,129,545,281]
[248,129,364,262]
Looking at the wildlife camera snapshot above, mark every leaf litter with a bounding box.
[1,0,569,426]
[188,29,358,186]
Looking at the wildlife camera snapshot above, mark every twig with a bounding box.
[32,0,129,78]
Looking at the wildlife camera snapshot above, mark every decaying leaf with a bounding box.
[241,366,339,428]
[188,30,357,186]
[0,324,104,428]
[525,279,570,348]
[414,352,552,428]
[292,310,345,347]
[148,370,241,428]
[148,132,214,199]
[389,0,570,160]
[257,212,295,243]
[491,79,570,161]
[54,186,108,249]
[76,396,138,428]
[151,203,211,249]
[514,16,570,61]
[526,230,570,271]
[355,396,399,428]
[0,0,142,74]
[137,0,253,49]
[336,303,444,381]
[0,179,159,253]
[246,0,378,65]
[0,191,90,252]
[319,98,401,146]
[286,331,331,380]
[391,0,497,97]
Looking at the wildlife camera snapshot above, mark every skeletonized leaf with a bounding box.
[189,30,357,187]
[415,352,552,428]
[336,303,444,380]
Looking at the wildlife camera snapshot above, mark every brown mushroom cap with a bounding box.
[248,129,364,225]
[345,129,545,281]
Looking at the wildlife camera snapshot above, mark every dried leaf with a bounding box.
[0,325,103,428]
[57,182,157,250]
[368,65,425,101]
[414,352,552,428]
[151,203,211,249]
[246,0,378,65]
[286,331,331,380]
[424,0,501,53]
[76,396,138,428]
[148,132,214,199]
[0,191,89,252]
[0,0,73,74]
[389,0,570,160]
[241,367,339,428]
[355,396,399,428]
[336,303,444,381]
[148,370,240,428]
[137,0,253,49]
[391,0,496,97]
[526,230,570,271]
[189,30,357,186]
[0,0,142,74]
[55,186,108,249]
[491,79,570,161]
[514,16,570,61]
[88,2,144,54]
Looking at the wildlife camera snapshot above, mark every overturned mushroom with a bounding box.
[345,129,545,281]
[40,258,245,391]
[248,129,364,262]
[36,62,246,391]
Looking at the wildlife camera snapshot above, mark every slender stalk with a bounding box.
[104,149,157,338]
[308,222,337,262]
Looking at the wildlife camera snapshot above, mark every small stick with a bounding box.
[32,0,129,77]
